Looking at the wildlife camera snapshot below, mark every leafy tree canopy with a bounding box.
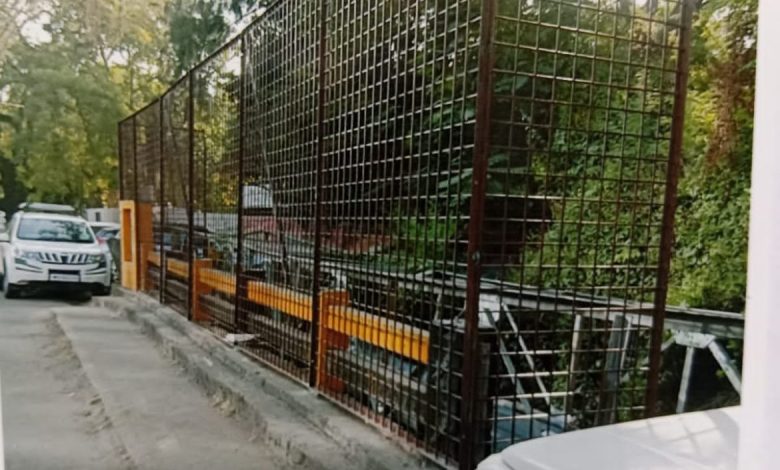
[0,0,259,208]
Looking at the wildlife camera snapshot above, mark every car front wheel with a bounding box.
[3,263,21,299]
[94,283,112,296]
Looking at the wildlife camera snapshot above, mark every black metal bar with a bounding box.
[189,34,243,76]
[233,33,247,333]
[158,98,165,304]
[308,0,328,388]
[133,98,161,118]
[187,72,195,321]
[646,0,694,417]
[118,122,124,200]
[132,114,140,289]
[460,0,497,467]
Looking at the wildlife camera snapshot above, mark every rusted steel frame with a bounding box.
[187,72,196,321]
[118,122,125,200]
[646,0,694,416]
[132,114,140,289]
[158,98,165,304]
[233,33,248,333]
[460,0,497,468]
[309,0,328,387]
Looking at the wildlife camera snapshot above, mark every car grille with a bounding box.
[39,252,89,265]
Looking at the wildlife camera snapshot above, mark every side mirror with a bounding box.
[0,232,9,243]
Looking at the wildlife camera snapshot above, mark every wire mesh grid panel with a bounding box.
[319,0,483,465]
[134,102,164,298]
[191,40,243,333]
[116,0,692,467]
[119,118,136,201]
[238,1,321,382]
[470,0,689,461]
[161,81,192,315]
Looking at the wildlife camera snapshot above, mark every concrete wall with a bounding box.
[85,208,119,224]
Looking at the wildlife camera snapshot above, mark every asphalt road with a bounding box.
[0,293,292,470]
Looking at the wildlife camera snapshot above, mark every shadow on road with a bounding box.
[10,288,93,306]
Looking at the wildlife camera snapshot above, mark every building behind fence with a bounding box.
[117,1,693,468]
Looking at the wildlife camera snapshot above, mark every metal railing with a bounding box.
[118,1,693,468]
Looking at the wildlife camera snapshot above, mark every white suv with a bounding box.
[0,210,112,298]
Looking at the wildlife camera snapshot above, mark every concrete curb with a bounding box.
[93,292,434,470]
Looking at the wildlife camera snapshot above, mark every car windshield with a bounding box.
[17,218,94,243]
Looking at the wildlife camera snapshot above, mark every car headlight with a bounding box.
[13,248,39,260]
[87,254,107,266]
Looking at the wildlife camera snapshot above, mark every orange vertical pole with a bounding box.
[136,203,154,290]
[316,290,350,392]
[119,200,138,290]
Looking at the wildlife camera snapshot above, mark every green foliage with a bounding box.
[168,0,231,77]
[167,0,261,77]
[489,0,757,312]
[1,24,123,207]
[0,0,171,207]
[0,0,257,207]
[668,0,756,311]
[393,205,460,271]
[488,1,679,304]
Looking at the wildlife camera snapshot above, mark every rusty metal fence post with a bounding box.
[461,1,497,467]
[187,72,196,321]
[234,35,247,332]
[132,115,139,290]
[158,98,165,304]
[308,0,328,388]
[118,123,125,200]
[646,0,694,416]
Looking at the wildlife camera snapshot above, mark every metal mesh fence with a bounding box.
[118,118,136,201]
[161,81,192,315]
[190,39,243,333]
[472,0,689,458]
[117,1,692,467]
[238,0,321,382]
[320,1,481,463]
[134,102,163,297]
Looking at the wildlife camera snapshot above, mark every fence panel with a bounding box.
[236,0,322,382]
[161,81,192,315]
[319,1,483,466]
[118,118,136,201]
[191,39,243,332]
[134,102,163,298]
[468,0,690,464]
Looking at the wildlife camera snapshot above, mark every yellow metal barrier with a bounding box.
[199,268,236,294]
[145,253,430,386]
[325,307,430,365]
[148,251,161,267]
[147,252,188,279]
[167,258,189,280]
[246,281,312,321]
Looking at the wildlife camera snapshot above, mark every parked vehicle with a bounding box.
[0,206,112,298]
[91,222,120,242]
[477,407,739,470]
[93,223,121,281]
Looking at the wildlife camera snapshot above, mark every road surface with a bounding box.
[0,293,294,470]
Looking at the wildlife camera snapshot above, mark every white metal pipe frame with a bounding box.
[740,1,780,469]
